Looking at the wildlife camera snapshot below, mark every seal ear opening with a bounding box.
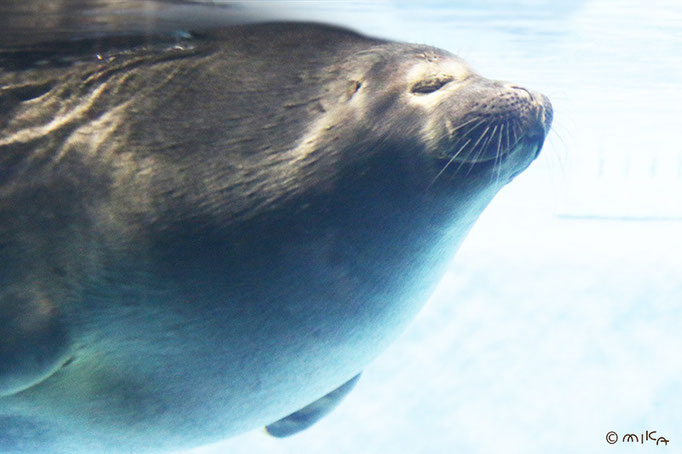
[0,293,71,396]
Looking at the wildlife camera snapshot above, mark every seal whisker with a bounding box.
[469,125,491,157]
[493,123,505,183]
[427,138,472,190]
[510,120,522,145]
[453,118,488,146]
[478,124,497,161]
[504,121,512,152]
[448,116,483,137]
[442,117,487,171]
[457,125,490,177]
[489,123,501,154]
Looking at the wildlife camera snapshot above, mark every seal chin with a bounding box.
[504,137,544,180]
[436,138,537,180]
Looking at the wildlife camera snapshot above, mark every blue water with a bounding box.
[181,1,682,453]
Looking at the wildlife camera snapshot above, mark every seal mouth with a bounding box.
[442,127,545,166]
[436,86,552,168]
[429,123,547,186]
[438,100,551,177]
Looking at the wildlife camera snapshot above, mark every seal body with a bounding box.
[0,23,552,453]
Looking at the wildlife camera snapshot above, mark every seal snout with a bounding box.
[522,91,553,146]
[447,83,550,162]
[518,91,552,161]
[429,79,552,171]
[506,84,552,137]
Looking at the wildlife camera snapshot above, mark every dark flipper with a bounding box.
[265,373,362,438]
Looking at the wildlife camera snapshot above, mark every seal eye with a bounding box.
[410,75,454,94]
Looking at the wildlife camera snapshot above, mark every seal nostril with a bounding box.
[510,85,534,101]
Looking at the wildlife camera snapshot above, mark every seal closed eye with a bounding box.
[0,21,551,453]
[410,75,455,94]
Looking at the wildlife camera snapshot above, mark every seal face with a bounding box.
[0,22,551,453]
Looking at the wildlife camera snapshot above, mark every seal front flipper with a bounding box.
[0,292,71,396]
[265,373,362,438]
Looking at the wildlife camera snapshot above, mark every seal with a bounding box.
[0,22,552,453]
